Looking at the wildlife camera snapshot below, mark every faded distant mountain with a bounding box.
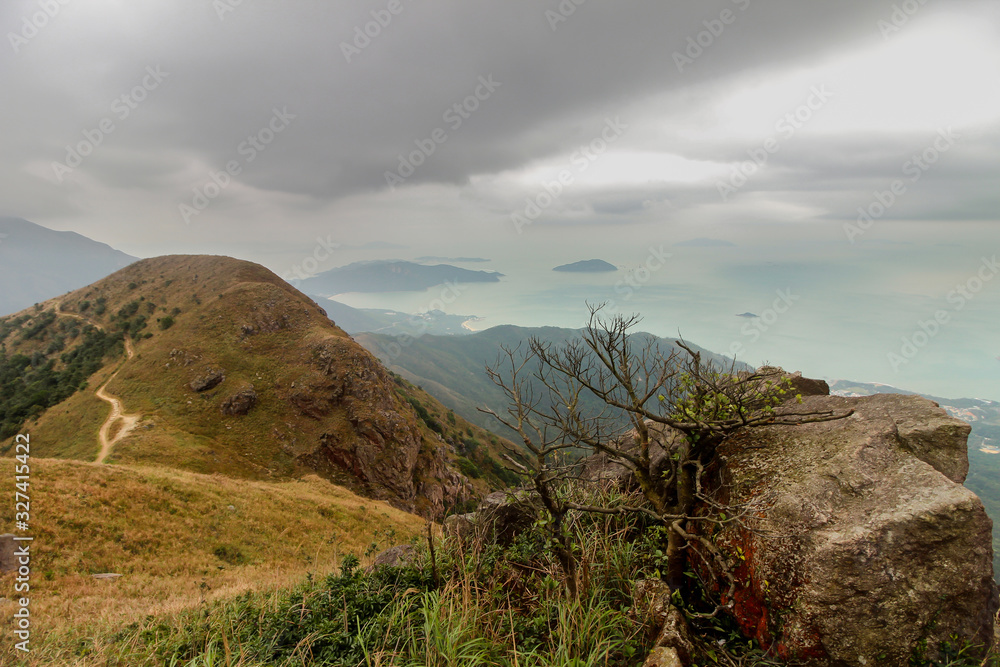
[0,217,137,316]
[553,259,617,273]
[355,324,745,439]
[830,379,1000,422]
[300,260,503,295]
[313,297,479,336]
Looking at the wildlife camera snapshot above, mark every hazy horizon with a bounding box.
[2,1,997,402]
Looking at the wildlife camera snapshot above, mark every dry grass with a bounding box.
[5,255,514,497]
[26,365,115,462]
[0,457,426,666]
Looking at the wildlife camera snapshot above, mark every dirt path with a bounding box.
[95,338,139,464]
[49,302,141,464]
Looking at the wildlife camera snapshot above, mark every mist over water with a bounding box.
[322,221,1000,401]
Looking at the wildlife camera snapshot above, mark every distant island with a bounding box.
[314,298,480,336]
[553,259,617,273]
[300,260,503,294]
[736,312,758,318]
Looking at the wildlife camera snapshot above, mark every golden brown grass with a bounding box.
[0,457,425,666]
[4,255,516,495]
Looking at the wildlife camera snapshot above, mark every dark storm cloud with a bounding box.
[2,0,911,208]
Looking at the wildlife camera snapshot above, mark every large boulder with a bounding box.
[368,544,418,571]
[580,422,686,486]
[473,489,541,546]
[706,393,996,665]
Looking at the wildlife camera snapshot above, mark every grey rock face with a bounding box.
[368,544,418,571]
[221,386,258,415]
[708,392,996,665]
[294,337,474,519]
[472,489,541,547]
[190,368,225,392]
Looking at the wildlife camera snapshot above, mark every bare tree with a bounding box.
[480,343,585,599]
[483,305,853,615]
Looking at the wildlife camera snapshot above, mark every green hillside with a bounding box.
[0,256,519,516]
[356,325,746,440]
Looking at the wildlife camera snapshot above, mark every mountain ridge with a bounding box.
[1,255,516,517]
[0,217,137,316]
[300,259,503,295]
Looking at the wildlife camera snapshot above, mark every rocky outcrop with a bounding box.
[706,392,997,665]
[294,336,474,518]
[757,367,831,399]
[633,580,694,663]
[443,489,540,546]
[368,544,418,571]
[221,386,257,415]
[189,368,225,392]
[474,489,540,546]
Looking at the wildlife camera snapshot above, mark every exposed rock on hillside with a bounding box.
[190,368,225,393]
[443,489,541,547]
[709,392,997,664]
[220,386,257,416]
[5,255,506,519]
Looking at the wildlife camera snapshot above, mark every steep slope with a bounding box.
[0,255,515,517]
[356,325,747,439]
[0,217,137,316]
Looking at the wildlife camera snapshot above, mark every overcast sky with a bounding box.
[2,0,999,397]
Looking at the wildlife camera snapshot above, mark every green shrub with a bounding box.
[456,457,482,479]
